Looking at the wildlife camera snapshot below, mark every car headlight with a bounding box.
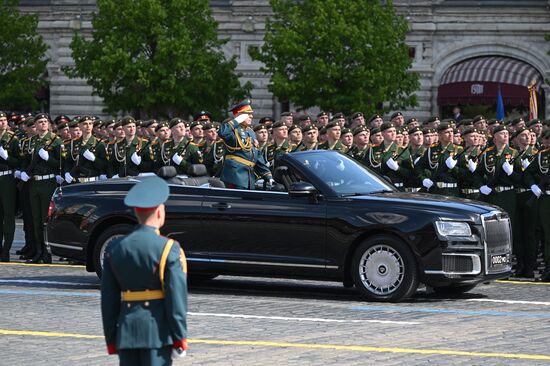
[435,221,472,237]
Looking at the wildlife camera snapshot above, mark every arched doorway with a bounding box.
[437,56,545,119]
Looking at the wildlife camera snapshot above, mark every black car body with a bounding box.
[46,151,512,301]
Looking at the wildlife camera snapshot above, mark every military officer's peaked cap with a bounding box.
[121,116,136,126]
[125,176,170,210]
[437,122,453,132]
[169,117,185,129]
[258,116,274,125]
[380,122,395,132]
[34,113,49,122]
[193,110,212,121]
[352,125,369,136]
[231,99,253,116]
[390,111,403,120]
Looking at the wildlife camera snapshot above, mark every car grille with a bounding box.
[443,255,473,273]
[482,211,513,274]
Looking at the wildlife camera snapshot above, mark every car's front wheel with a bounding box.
[93,224,133,278]
[352,235,419,302]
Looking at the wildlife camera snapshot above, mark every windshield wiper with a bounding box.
[368,190,394,194]
[341,190,393,197]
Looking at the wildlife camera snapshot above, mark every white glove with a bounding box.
[413,156,421,165]
[64,172,74,184]
[38,148,49,161]
[171,348,187,360]
[0,146,8,160]
[467,159,477,173]
[55,175,64,184]
[99,174,108,180]
[14,170,21,179]
[266,178,275,188]
[422,178,433,189]
[531,184,542,198]
[131,152,142,165]
[386,158,399,171]
[336,159,345,171]
[83,149,96,162]
[502,160,513,176]
[20,171,30,182]
[480,185,492,195]
[445,156,457,169]
[234,113,248,124]
[172,152,183,166]
[112,174,119,178]
[522,158,531,170]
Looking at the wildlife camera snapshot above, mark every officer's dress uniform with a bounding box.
[21,131,63,262]
[0,130,19,261]
[218,117,272,189]
[416,143,462,197]
[101,226,188,365]
[64,136,108,182]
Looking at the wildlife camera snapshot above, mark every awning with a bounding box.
[438,56,543,106]
[440,56,542,88]
[438,82,530,106]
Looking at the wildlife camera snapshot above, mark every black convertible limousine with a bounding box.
[45,150,512,302]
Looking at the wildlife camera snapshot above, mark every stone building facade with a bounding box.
[19,0,550,120]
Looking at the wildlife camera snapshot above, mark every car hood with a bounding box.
[349,191,501,218]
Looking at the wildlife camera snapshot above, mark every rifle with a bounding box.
[17,135,58,190]
[69,138,101,179]
[0,132,16,171]
[420,146,471,193]
[526,152,550,207]
[485,153,518,195]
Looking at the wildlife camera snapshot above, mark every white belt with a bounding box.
[494,186,514,193]
[461,189,479,195]
[436,182,457,188]
[78,176,99,183]
[394,182,404,187]
[516,188,529,193]
[33,174,55,181]
[404,187,421,192]
[0,170,13,176]
[545,191,550,195]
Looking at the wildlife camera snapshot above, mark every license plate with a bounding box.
[490,254,509,266]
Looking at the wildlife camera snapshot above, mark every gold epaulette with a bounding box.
[430,143,438,148]
[6,130,14,135]
[371,143,381,148]
[481,146,494,154]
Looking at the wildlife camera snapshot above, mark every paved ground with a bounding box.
[1,224,550,365]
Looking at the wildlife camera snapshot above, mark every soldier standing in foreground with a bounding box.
[101,176,188,365]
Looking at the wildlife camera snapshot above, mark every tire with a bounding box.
[93,223,133,278]
[351,235,419,302]
[432,284,477,295]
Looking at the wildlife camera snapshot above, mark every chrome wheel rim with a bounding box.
[99,234,124,269]
[358,244,404,295]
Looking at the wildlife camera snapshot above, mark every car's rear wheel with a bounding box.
[352,235,419,302]
[93,224,133,278]
[432,283,477,295]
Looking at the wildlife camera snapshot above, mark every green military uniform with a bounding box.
[266,139,292,171]
[15,134,36,259]
[101,176,188,365]
[20,126,63,263]
[318,139,345,152]
[457,145,483,200]
[524,145,550,280]
[108,136,153,177]
[63,135,108,182]
[0,129,19,261]
[379,142,413,190]
[364,143,383,173]
[158,138,202,175]
[200,139,225,177]
[404,145,426,192]
[415,142,463,197]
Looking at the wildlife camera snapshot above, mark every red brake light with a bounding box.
[48,200,55,218]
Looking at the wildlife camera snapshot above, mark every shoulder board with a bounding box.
[6,130,14,135]
[371,143,381,147]
[189,141,199,147]
[21,137,29,142]
[430,143,438,148]
[509,147,518,153]
[63,139,72,144]
[541,147,550,153]
[482,146,494,154]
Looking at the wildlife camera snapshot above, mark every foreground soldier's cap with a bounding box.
[231,99,253,116]
[408,126,422,135]
[512,126,530,139]
[302,124,318,133]
[462,127,479,136]
[253,124,268,132]
[380,122,395,132]
[510,117,524,126]
[527,119,542,127]
[325,120,340,130]
[396,127,405,135]
[169,117,185,129]
[422,127,434,134]
[258,116,274,125]
[341,127,352,135]
[437,122,453,132]
[289,124,301,132]
[79,115,93,124]
[121,116,136,126]
[317,111,328,118]
[368,114,382,123]
[124,176,170,210]
[352,112,364,120]
[271,120,287,129]
[492,125,508,134]
[352,125,369,136]
[370,127,381,135]
[155,122,169,132]
[203,122,215,131]
[34,113,49,122]
[189,120,203,129]
[473,115,485,123]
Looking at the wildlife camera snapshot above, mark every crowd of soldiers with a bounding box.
[0,108,548,281]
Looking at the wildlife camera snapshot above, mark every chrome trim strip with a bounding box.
[47,242,84,251]
[188,257,337,269]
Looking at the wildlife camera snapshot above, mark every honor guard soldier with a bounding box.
[101,176,188,365]
[457,128,483,200]
[340,127,353,153]
[63,116,108,183]
[218,99,273,189]
[267,120,292,168]
[375,122,413,189]
[19,113,63,263]
[318,121,345,151]
[294,124,319,152]
[109,117,153,177]
[0,111,19,262]
[524,130,550,281]
[288,124,303,149]
[162,118,203,175]
[201,122,225,176]
[416,122,462,197]
[403,126,425,192]
[346,126,370,161]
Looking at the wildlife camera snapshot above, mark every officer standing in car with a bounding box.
[101,176,188,365]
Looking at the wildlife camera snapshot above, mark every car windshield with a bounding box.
[290,151,395,195]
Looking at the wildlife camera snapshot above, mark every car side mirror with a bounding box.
[288,182,317,197]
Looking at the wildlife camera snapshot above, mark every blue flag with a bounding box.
[496,87,505,120]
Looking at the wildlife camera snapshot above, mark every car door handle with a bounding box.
[211,202,231,210]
